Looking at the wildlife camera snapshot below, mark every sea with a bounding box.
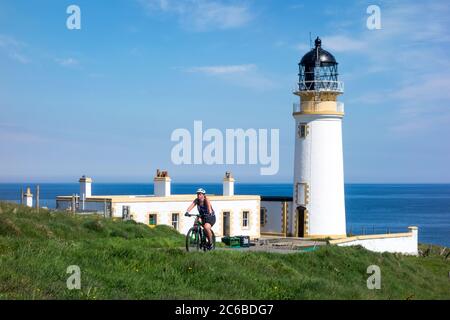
[0,183,449,247]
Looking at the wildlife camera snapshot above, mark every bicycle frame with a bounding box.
[186,213,214,251]
[191,215,206,243]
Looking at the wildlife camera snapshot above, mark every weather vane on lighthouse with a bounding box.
[292,36,346,239]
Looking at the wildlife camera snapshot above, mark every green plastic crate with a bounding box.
[238,235,250,248]
[222,236,241,247]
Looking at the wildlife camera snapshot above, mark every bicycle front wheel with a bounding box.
[186,227,201,252]
[210,229,216,250]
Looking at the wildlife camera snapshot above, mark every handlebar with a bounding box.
[185,212,200,217]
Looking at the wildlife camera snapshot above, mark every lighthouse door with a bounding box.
[296,206,306,237]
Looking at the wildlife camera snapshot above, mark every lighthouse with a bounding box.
[292,37,346,238]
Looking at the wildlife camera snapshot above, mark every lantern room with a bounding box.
[298,37,343,93]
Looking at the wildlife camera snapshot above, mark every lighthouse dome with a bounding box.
[300,37,337,67]
[296,36,342,93]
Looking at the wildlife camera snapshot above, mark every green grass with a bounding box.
[0,202,449,300]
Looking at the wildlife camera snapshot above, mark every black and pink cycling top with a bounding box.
[194,198,215,216]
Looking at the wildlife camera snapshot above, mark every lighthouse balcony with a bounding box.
[296,80,344,93]
[293,101,344,114]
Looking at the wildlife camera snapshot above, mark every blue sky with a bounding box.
[0,0,449,183]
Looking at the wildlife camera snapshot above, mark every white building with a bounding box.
[258,37,346,239]
[23,187,33,207]
[56,171,261,240]
[261,37,418,254]
[291,36,346,238]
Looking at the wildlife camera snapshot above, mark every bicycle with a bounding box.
[185,213,216,252]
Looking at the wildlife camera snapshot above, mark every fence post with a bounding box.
[71,194,76,214]
[36,185,40,212]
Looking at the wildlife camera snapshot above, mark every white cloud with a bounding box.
[317,0,450,137]
[289,4,304,10]
[0,34,30,64]
[294,35,368,55]
[392,74,450,101]
[321,35,368,52]
[182,63,275,90]
[294,42,310,52]
[386,73,450,134]
[0,35,25,48]
[55,58,79,67]
[376,1,450,43]
[139,0,253,31]
[88,73,105,79]
[9,52,30,64]
[184,64,256,75]
[0,124,50,144]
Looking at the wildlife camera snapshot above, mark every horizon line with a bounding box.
[1,181,450,185]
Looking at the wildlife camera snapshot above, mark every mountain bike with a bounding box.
[185,213,216,252]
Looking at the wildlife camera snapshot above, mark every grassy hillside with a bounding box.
[0,202,449,300]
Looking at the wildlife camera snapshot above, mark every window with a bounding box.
[122,206,130,220]
[242,211,249,228]
[298,123,308,138]
[172,213,179,230]
[149,214,157,226]
[260,207,267,227]
[296,183,309,206]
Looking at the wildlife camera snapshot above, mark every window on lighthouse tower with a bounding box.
[298,123,308,138]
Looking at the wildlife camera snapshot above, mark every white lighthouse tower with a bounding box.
[291,37,346,238]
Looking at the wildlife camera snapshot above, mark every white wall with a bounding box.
[80,182,91,198]
[293,114,346,236]
[112,198,260,239]
[57,198,260,239]
[223,180,234,196]
[154,179,171,197]
[24,196,33,207]
[335,228,418,255]
[57,199,108,214]
[261,201,283,235]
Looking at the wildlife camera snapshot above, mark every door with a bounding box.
[223,212,230,236]
[297,206,306,237]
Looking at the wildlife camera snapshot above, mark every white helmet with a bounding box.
[196,188,206,194]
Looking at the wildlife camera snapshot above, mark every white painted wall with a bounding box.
[80,181,92,198]
[223,180,234,196]
[261,201,283,234]
[336,228,418,255]
[114,199,259,239]
[24,195,33,207]
[154,179,171,197]
[292,113,346,236]
[56,199,107,214]
[58,197,260,239]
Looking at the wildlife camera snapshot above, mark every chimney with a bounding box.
[79,175,92,198]
[23,187,33,207]
[154,169,171,197]
[223,171,235,196]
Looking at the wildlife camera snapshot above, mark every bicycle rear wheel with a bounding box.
[186,227,200,252]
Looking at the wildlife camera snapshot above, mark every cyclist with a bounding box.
[185,188,216,250]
